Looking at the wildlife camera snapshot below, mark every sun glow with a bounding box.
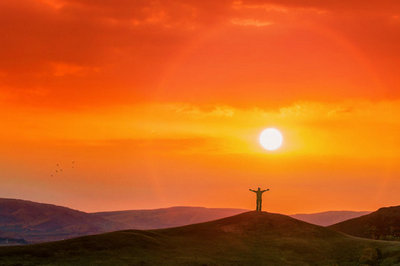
[259,128,283,151]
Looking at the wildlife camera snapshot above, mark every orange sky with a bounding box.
[1,0,400,213]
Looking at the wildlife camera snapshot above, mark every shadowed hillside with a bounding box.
[1,211,400,265]
[291,210,371,226]
[329,206,400,241]
[0,198,247,243]
[93,206,247,230]
[0,198,121,243]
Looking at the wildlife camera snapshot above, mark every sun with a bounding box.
[259,128,283,151]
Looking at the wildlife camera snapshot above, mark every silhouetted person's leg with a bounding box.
[259,200,262,212]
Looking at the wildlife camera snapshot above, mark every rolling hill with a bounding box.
[0,198,247,243]
[0,198,121,243]
[93,206,247,230]
[329,205,400,241]
[1,211,400,265]
[291,210,371,226]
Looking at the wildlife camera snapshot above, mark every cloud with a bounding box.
[240,0,400,13]
[2,100,400,159]
[168,104,235,118]
[0,0,400,109]
[231,18,273,26]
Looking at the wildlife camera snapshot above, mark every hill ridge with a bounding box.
[1,210,400,265]
[329,205,400,240]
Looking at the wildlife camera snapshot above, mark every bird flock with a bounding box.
[50,161,75,177]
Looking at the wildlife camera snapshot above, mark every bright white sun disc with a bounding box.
[259,128,283,151]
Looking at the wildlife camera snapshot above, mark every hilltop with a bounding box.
[0,198,121,243]
[329,205,400,241]
[1,211,400,265]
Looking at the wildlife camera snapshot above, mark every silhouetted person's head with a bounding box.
[258,187,261,191]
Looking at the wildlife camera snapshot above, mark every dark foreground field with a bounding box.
[1,211,400,266]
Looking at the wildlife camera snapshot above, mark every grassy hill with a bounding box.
[0,198,248,243]
[329,206,400,241]
[291,210,371,226]
[0,198,121,243]
[1,211,400,265]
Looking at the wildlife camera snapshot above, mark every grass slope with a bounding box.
[1,211,400,265]
[329,206,400,241]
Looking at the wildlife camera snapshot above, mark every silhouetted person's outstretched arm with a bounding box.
[249,189,256,192]
[261,189,270,193]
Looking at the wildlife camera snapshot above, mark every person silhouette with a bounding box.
[249,187,270,212]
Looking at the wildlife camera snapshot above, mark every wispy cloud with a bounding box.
[231,18,273,26]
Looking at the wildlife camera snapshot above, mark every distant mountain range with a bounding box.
[93,206,248,230]
[0,198,121,243]
[2,197,398,245]
[291,210,371,226]
[1,211,400,265]
[0,198,246,243]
